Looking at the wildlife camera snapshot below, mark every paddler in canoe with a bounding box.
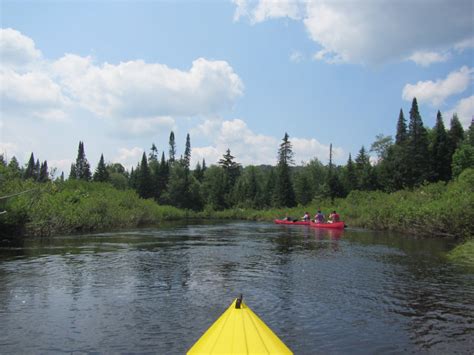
[313,210,325,223]
[328,210,340,223]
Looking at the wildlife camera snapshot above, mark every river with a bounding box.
[0,221,472,354]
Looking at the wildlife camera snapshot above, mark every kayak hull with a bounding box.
[274,219,310,225]
[310,221,345,229]
[187,299,293,354]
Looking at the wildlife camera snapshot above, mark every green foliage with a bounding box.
[93,154,109,182]
[74,141,92,181]
[451,145,474,178]
[447,240,474,267]
[274,133,296,207]
[430,111,451,181]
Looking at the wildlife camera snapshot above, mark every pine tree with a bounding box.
[93,154,109,182]
[274,133,296,207]
[0,154,5,167]
[431,111,451,181]
[137,152,153,199]
[395,109,407,145]
[149,143,158,162]
[24,153,36,180]
[75,141,91,181]
[406,98,430,187]
[169,131,176,163]
[157,152,169,199]
[468,119,474,147]
[194,161,204,182]
[7,156,21,178]
[264,168,276,207]
[38,161,49,182]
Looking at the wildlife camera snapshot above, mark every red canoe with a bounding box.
[274,219,310,226]
[310,221,345,229]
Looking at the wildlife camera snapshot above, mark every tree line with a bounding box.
[1,97,473,212]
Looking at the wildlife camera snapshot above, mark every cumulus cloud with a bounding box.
[443,96,474,128]
[52,55,244,119]
[1,29,244,127]
[191,118,343,167]
[116,116,176,138]
[0,28,41,69]
[402,66,473,106]
[234,0,473,66]
[114,147,144,170]
[407,51,450,67]
[290,50,304,63]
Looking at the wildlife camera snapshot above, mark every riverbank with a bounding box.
[1,169,473,239]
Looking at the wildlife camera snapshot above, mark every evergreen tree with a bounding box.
[0,154,5,167]
[202,159,207,172]
[406,98,430,187]
[263,168,276,207]
[169,131,176,163]
[274,133,296,207]
[355,146,374,190]
[24,153,36,180]
[38,161,49,182]
[93,154,110,182]
[60,172,65,182]
[149,143,158,162]
[395,109,407,145]
[468,119,474,146]
[7,156,21,178]
[194,161,204,182]
[157,152,169,200]
[137,152,153,199]
[294,171,312,205]
[448,114,465,154]
[328,170,344,200]
[246,166,260,207]
[218,149,241,188]
[69,164,77,180]
[183,133,191,170]
[34,159,40,180]
[431,111,451,181]
[75,141,92,181]
[343,154,357,193]
[201,166,227,210]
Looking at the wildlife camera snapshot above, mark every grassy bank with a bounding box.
[1,179,190,237]
[2,169,473,239]
[198,168,474,239]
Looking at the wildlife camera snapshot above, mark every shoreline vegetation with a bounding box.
[1,98,473,241]
[1,168,472,239]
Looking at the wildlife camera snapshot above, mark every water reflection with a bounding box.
[0,222,472,354]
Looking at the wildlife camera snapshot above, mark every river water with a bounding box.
[0,221,472,354]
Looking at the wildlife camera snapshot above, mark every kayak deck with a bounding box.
[187,298,293,354]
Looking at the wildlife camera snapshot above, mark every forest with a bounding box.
[1,98,473,238]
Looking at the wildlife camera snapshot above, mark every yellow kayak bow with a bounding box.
[187,297,293,355]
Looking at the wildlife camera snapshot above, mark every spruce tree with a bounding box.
[468,119,474,147]
[218,149,241,188]
[34,159,40,180]
[69,164,77,180]
[7,156,21,178]
[157,152,169,199]
[0,154,5,167]
[343,154,357,193]
[38,161,49,182]
[431,111,451,181]
[93,154,109,182]
[194,161,204,182]
[395,109,407,145]
[137,152,153,199]
[183,133,191,171]
[448,114,465,154]
[406,98,430,187]
[169,131,176,163]
[264,168,276,207]
[75,141,91,181]
[24,153,36,180]
[274,133,296,207]
[355,146,373,190]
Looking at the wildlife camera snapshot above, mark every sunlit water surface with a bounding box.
[0,221,472,354]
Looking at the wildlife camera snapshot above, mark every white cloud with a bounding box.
[455,37,474,52]
[0,68,70,120]
[190,118,343,167]
[402,66,473,106]
[235,1,473,66]
[52,55,244,119]
[407,51,450,67]
[0,141,18,159]
[443,96,474,128]
[0,28,41,69]
[290,50,304,63]
[117,116,176,138]
[48,159,73,176]
[114,147,144,170]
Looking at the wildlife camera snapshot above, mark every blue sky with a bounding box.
[1,0,473,174]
